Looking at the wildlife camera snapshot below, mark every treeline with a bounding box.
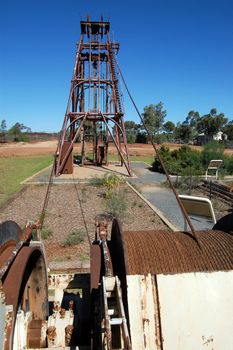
[124,102,233,144]
[0,120,59,142]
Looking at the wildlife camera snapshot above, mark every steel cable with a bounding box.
[114,59,198,242]
[72,175,92,246]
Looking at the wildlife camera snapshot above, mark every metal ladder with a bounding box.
[102,276,131,350]
[108,49,123,113]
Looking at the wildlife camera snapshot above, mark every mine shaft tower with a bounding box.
[55,17,132,176]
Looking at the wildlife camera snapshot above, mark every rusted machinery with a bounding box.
[91,218,233,349]
[0,221,48,349]
[1,17,233,350]
[1,216,233,349]
[55,17,132,176]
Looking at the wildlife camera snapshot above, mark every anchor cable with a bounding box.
[115,58,198,241]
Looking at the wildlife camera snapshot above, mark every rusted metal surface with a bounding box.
[127,274,161,350]
[102,240,113,277]
[102,277,113,349]
[56,17,132,176]
[59,140,73,174]
[110,220,233,275]
[3,305,13,350]
[90,244,101,290]
[200,180,233,204]
[94,214,113,277]
[27,319,47,348]
[1,244,48,349]
[123,230,233,275]
[47,301,74,347]
[0,221,36,280]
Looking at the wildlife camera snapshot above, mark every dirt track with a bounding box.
[1,140,233,157]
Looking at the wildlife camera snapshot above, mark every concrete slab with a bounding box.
[61,162,131,179]
[23,162,135,184]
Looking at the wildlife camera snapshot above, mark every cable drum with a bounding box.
[110,219,233,276]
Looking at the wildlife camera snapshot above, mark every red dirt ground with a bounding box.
[1,140,233,157]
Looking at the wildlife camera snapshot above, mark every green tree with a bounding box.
[222,121,233,141]
[124,120,137,143]
[185,110,200,127]
[8,123,31,141]
[197,108,228,136]
[163,121,175,133]
[142,102,167,137]
[0,119,7,142]
[174,123,193,142]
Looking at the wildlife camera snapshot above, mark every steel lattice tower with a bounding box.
[55,17,132,176]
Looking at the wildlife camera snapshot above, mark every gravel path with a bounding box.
[0,182,168,270]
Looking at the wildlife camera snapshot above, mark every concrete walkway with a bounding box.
[130,162,214,231]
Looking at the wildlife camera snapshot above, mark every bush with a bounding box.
[127,132,136,144]
[89,174,124,190]
[63,229,85,246]
[152,146,172,173]
[136,132,148,143]
[152,140,233,178]
[152,145,203,175]
[103,173,123,189]
[201,141,225,168]
[104,190,127,218]
[20,133,30,142]
[41,227,53,240]
[223,155,233,175]
[89,176,105,187]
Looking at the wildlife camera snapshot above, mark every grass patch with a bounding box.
[74,153,154,166]
[0,155,52,207]
[63,229,86,246]
[107,154,154,165]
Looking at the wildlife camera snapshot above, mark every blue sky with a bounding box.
[0,0,233,132]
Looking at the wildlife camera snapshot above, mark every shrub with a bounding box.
[63,229,85,246]
[41,227,53,240]
[136,132,148,143]
[89,176,105,187]
[223,155,233,175]
[20,133,30,142]
[179,166,202,193]
[104,190,127,218]
[152,140,232,179]
[127,132,136,144]
[201,141,224,168]
[89,174,123,189]
[152,145,203,175]
[152,146,172,173]
[103,173,122,189]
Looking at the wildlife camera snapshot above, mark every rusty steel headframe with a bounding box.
[55,16,132,176]
[109,219,233,276]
